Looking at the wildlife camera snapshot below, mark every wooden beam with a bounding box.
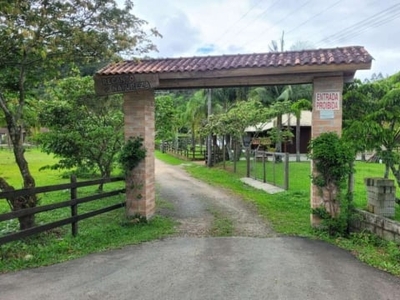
[157,72,345,89]
[94,74,159,96]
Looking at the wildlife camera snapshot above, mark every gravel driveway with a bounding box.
[155,159,275,238]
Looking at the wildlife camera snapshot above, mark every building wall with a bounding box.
[284,127,311,154]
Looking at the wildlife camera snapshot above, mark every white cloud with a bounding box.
[130,0,400,78]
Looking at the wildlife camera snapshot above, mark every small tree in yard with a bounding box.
[0,0,160,229]
[38,76,124,190]
[202,99,271,170]
[344,73,400,194]
[308,132,355,236]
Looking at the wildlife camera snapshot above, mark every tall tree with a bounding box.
[343,75,400,181]
[0,0,159,229]
[155,93,177,144]
[184,90,207,151]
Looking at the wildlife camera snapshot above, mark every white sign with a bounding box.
[320,110,334,119]
[315,92,340,110]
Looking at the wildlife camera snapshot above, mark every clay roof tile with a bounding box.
[96,46,373,75]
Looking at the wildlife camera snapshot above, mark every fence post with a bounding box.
[284,153,289,190]
[70,175,78,237]
[273,154,276,186]
[246,148,250,177]
[263,152,266,183]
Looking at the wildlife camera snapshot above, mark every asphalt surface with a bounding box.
[1,237,400,300]
[1,160,400,299]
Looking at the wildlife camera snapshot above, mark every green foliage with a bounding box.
[118,137,147,175]
[308,132,354,188]
[312,193,356,237]
[291,98,312,117]
[155,94,177,141]
[343,74,400,182]
[308,132,355,236]
[0,0,160,226]
[37,76,124,179]
[268,127,294,145]
[202,99,271,140]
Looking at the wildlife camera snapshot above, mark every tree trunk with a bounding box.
[207,89,212,167]
[191,124,195,152]
[0,60,37,230]
[276,114,282,152]
[384,163,390,179]
[3,119,37,230]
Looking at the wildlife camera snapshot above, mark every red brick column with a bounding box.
[311,76,343,226]
[123,90,155,219]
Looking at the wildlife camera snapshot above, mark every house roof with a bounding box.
[94,46,372,93]
[245,111,312,132]
[97,46,372,75]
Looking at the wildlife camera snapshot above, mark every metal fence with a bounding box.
[249,151,289,190]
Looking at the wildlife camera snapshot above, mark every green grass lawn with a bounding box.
[208,158,400,222]
[155,150,400,276]
[0,149,176,273]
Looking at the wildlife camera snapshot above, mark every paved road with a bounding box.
[1,160,400,299]
[1,237,400,300]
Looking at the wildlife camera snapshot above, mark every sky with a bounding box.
[126,0,400,80]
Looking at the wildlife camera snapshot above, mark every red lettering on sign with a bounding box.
[315,92,340,110]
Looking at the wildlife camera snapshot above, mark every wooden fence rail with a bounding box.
[0,176,126,245]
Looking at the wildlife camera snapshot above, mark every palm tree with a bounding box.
[267,33,314,154]
[211,87,249,162]
[184,90,208,153]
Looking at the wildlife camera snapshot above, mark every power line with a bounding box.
[326,10,400,45]
[243,0,312,48]
[319,4,400,44]
[286,0,344,35]
[317,3,400,45]
[212,0,264,45]
[222,0,281,42]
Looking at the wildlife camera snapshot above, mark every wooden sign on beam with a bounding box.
[94,74,159,96]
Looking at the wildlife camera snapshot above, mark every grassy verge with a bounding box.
[155,151,187,165]
[0,149,176,273]
[207,207,234,237]
[155,150,400,276]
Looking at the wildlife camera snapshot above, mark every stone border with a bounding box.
[352,209,400,243]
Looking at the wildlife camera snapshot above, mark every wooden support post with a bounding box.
[273,154,276,186]
[284,152,289,190]
[70,175,78,237]
[263,152,266,183]
[246,148,250,177]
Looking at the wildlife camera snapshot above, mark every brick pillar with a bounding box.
[311,76,343,226]
[123,89,155,219]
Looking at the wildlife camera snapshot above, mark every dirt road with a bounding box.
[155,159,275,238]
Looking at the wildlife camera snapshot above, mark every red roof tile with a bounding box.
[96,46,373,75]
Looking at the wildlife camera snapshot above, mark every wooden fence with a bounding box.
[162,143,205,161]
[0,176,126,245]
